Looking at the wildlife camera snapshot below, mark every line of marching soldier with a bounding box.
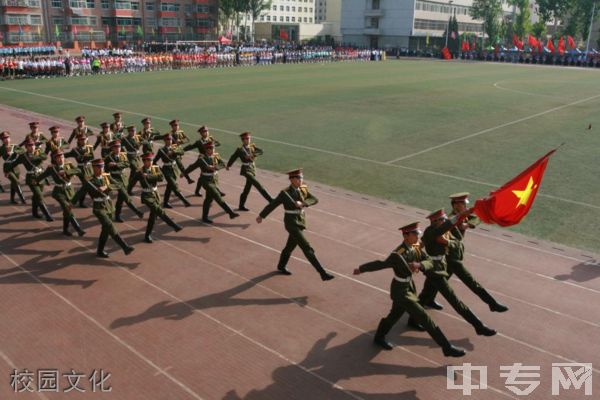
[2,115,508,357]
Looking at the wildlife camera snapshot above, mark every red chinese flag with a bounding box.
[473,149,557,227]
[528,34,538,48]
[547,38,555,53]
[568,35,576,49]
[558,36,565,54]
[279,28,289,41]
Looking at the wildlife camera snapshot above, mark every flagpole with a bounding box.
[445,0,454,48]
[585,1,597,57]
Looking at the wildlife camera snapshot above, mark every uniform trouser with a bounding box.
[239,173,273,207]
[72,173,89,205]
[418,274,484,329]
[6,172,25,202]
[202,182,235,218]
[423,258,497,306]
[143,194,179,237]
[163,174,188,205]
[94,207,125,252]
[28,183,47,216]
[377,289,439,340]
[276,226,327,275]
[183,160,204,194]
[52,190,74,219]
[115,187,141,217]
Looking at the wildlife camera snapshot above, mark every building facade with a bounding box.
[254,0,316,42]
[0,0,218,46]
[341,0,514,49]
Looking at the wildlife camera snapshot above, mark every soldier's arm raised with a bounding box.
[257,191,284,221]
[302,189,318,207]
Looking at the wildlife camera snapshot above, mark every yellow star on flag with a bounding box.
[512,176,537,207]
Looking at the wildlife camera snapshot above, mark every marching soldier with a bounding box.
[93,122,114,158]
[64,133,95,208]
[152,133,191,208]
[129,152,183,243]
[68,115,94,145]
[353,222,466,357]
[407,209,497,337]
[11,138,53,221]
[110,112,125,137]
[183,125,220,195]
[256,169,334,281]
[85,159,134,258]
[121,125,143,173]
[103,140,144,222]
[0,131,26,204]
[192,142,239,223]
[36,150,85,236]
[420,193,509,313]
[139,117,161,154]
[226,132,273,211]
[167,119,193,184]
[44,126,68,155]
[19,121,47,149]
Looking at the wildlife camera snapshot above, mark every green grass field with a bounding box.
[1,60,599,252]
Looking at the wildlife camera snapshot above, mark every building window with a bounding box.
[146,1,155,10]
[52,17,64,25]
[267,15,271,21]
[101,0,109,9]
[131,1,139,10]
[272,5,276,10]
[86,0,95,7]
[52,0,62,7]
[286,16,289,21]
[114,1,130,9]
[279,16,283,21]
[160,2,180,11]
[29,15,42,25]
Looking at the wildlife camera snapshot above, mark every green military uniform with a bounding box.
[104,147,143,222]
[93,128,114,158]
[152,143,191,208]
[168,124,191,181]
[0,140,26,204]
[140,125,161,154]
[411,210,497,336]
[11,148,53,221]
[44,137,68,155]
[84,169,134,257]
[129,162,182,243]
[120,133,143,172]
[64,141,95,207]
[425,194,508,313]
[67,124,94,145]
[226,137,273,210]
[19,132,47,150]
[258,171,333,281]
[36,160,85,236]
[183,132,220,195]
[357,224,465,357]
[193,148,239,222]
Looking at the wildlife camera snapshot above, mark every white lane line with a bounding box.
[384,91,600,164]
[492,80,566,99]
[0,250,205,400]
[0,89,599,211]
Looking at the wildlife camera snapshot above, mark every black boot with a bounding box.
[476,288,509,312]
[176,191,191,207]
[32,203,42,219]
[425,300,444,310]
[430,327,466,357]
[373,319,394,350]
[308,256,334,281]
[160,214,182,232]
[406,316,425,331]
[144,217,154,243]
[69,216,85,236]
[463,309,497,336]
[97,233,109,258]
[40,204,54,222]
[0,184,4,193]
[10,187,17,204]
[62,218,72,236]
[223,203,240,219]
[114,234,134,255]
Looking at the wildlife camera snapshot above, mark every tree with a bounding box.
[531,21,547,38]
[219,0,236,36]
[470,0,503,46]
[536,0,573,34]
[508,0,531,38]
[569,0,599,41]
[248,0,272,41]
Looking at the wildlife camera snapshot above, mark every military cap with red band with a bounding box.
[427,208,447,221]
[399,222,421,234]
[142,152,154,161]
[449,192,470,204]
[286,168,303,179]
[109,139,121,148]
[92,158,105,167]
